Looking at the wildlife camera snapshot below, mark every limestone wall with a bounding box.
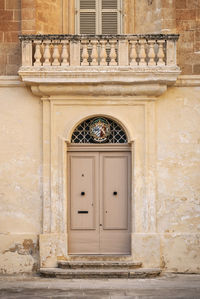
[156,85,200,272]
[0,0,199,275]
[0,0,200,75]
[35,0,62,34]
[0,78,42,273]
[175,0,200,74]
[157,86,200,235]
[0,76,199,273]
[0,0,21,75]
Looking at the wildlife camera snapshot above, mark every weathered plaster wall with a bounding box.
[134,0,162,34]
[131,85,200,273]
[0,79,42,273]
[157,86,200,272]
[35,0,62,34]
[0,78,199,273]
[134,0,177,34]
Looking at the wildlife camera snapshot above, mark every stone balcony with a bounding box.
[18,34,180,97]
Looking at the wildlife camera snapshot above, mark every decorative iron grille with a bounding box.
[71,117,128,143]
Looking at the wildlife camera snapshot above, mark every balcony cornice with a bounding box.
[19,33,180,41]
[18,34,180,98]
[19,66,180,97]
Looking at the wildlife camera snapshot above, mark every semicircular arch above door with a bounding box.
[71,116,128,144]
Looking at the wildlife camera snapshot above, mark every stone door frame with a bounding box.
[39,99,157,268]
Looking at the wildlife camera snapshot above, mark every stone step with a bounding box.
[66,255,133,261]
[40,268,161,279]
[58,260,142,269]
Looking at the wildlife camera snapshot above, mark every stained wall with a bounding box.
[0,0,200,274]
[157,86,200,272]
[0,79,42,273]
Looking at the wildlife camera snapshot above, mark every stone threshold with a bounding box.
[59,260,142,269]
[40,267,161,279]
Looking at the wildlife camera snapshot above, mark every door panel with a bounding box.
[68,150,131,254]
[100,152,131,254]
[101,154,128,230]
[70,155,96,230]
[68,152,99,254]
[99,230,131,254]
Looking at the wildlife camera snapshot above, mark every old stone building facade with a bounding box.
[0,0,200,275]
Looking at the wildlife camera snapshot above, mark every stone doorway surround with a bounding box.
[37,96,158,268]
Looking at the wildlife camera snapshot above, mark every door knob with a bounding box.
[81,192,85,196]
[113,191,117,195]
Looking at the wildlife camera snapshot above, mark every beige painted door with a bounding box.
[68,151,131,254]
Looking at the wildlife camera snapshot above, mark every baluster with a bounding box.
[61,40,69,66]
[166,39,176,66]
[157,40,165,66]
[100,40,107,66]
[129,40,138,66]
[52,41,60,66]
[139,39,147,66]
[43,41,51,66]
[81,40,89,66]
[34,40,42,66]
[22,40,33,66]
[118,40,128,65]
[148,40,156,66]
[91,40,98,66]
[109,40,117,66]
[70,40,80,66]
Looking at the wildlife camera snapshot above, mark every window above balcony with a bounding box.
[76,0,123,34]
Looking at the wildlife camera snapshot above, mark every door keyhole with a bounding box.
[113,191,117,196]
[81,192,85,196]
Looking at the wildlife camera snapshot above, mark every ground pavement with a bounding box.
[0,273,200,298]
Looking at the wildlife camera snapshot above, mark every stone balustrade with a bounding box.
[19,34,179,68]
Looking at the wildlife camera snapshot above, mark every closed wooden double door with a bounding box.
[68,150,131,254]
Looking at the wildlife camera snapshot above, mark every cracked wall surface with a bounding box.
[0,235,39,274]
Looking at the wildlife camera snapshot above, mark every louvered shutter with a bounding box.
[101,0,120,34]
[78,0,97,34]
[76,0,122,34]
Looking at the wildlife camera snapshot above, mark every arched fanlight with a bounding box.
[71,117,128,144]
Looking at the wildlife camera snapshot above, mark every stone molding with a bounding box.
[175,75,200,87]
[19,33,180,41]
[0,76,25,87]
[2,75,200,88]
[18,66,180,97]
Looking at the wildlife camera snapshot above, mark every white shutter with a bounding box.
[80,12,96,34]
[80,0,96,9]
[77,0,122,34]
[102,12,118,34]
[78,0,97,34]
[102,0,118,9]
[101,0,121,34]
